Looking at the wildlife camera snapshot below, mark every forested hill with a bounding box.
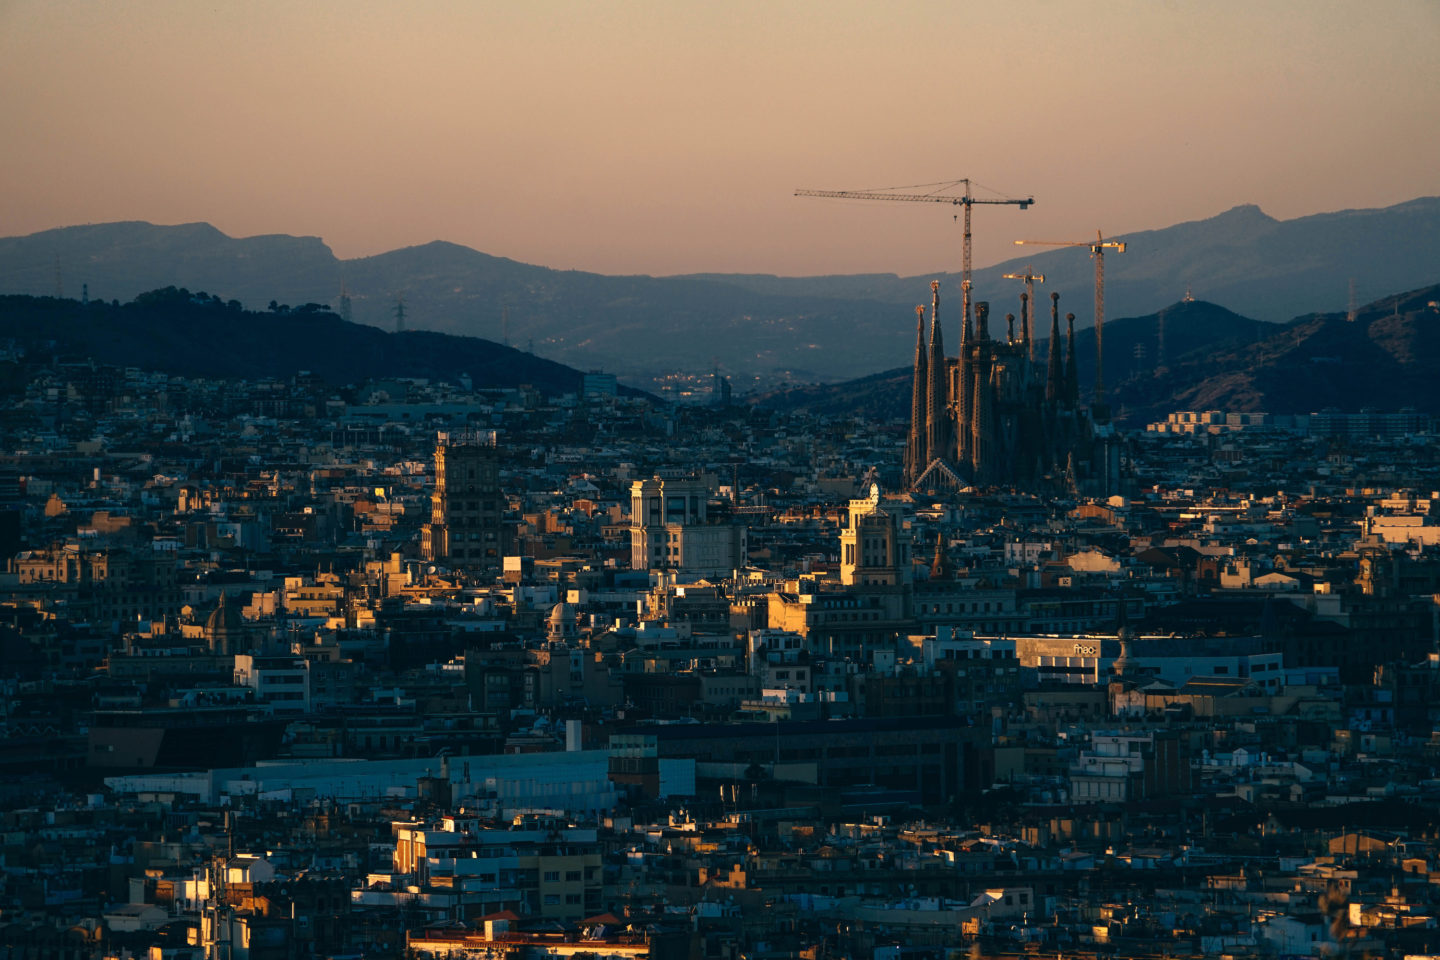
[0,289,616,395]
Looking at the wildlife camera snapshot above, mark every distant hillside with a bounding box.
[2,198,1437,385]
[0,223,900,386]
[758,285,1440,422]
[1109,282,1440,421]
[0,289,620,396]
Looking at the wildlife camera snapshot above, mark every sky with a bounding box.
[1,0,1437,277]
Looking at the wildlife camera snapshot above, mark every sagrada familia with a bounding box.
[903,280,1119,494]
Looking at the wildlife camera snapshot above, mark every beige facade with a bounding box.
[629,475,746,578]
[839,485,910,587]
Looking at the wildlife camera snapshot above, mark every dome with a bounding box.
[205,591,246,654]
[547,602,579,641]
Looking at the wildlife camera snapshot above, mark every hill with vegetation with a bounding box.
[0,288,618,396]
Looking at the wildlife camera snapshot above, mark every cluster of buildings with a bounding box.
[1147,409,1433,438]
[5,300,1440,959]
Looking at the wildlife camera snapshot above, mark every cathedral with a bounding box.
[904,280,1108,492]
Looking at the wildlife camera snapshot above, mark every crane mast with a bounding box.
[1014,231,1127,411]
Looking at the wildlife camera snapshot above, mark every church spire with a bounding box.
[1020,291,1032,361]
[1064,312,1079,407]
[906,304,928,485]
[972,359,995,487]
[961,279,973,345]
[930,532,952,580]
[955,283,972,466]
[925,281,949,466]
[1046,292,1062,404]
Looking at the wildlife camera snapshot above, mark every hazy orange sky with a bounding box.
[2,0,1437,277]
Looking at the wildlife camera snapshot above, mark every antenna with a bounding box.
[339,283,352,323]
[394,296,406,334]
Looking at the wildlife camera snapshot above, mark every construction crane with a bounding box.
[1001,265,1045,362]
[1014,231,1127,405]
[795,179,1033,313]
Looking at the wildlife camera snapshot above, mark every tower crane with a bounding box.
[1014,231,1127,407]
[1001,265,1045,362]
[795,179,1033,320]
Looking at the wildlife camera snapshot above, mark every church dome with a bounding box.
[205,591,245,653]
[547,602,579,640]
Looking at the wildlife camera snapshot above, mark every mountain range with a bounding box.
[0,197,1437,387]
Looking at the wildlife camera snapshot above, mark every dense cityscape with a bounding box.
[3,285,1440,960]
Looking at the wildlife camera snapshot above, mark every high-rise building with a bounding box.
[629,475,747,579]
[840,484,911,587]
[422,432,506,573]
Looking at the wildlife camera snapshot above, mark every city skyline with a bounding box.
[2,0,1437,277]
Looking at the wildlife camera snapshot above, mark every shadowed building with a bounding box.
[422,432,506,574]
[205,590,251,655]
[905,286,1119,494]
